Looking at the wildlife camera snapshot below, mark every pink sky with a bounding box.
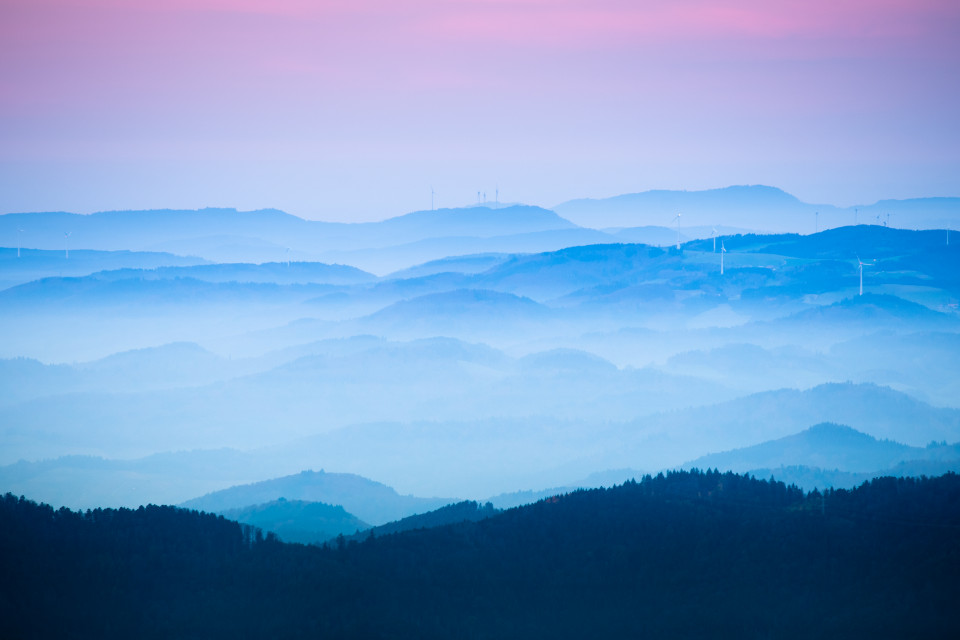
[1,0,958,220]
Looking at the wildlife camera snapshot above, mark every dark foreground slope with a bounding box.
[2,471,958,639]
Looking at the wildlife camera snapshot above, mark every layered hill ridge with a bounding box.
[555,185,814,229]
[180,470,455,526]
[685,422,960,474]
[638,382,960,454]
[6,188,957,271]
[1,222,958,504]
[553,185,960,231]
[0,204,580,269]
[219,498,369,545]
[0,247,208,289]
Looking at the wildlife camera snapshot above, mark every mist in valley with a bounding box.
[3,199,959,517]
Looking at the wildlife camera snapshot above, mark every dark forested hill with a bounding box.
[2,470,959,639]
[345,499,499,542]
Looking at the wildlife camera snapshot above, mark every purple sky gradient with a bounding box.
[1,0,958,221]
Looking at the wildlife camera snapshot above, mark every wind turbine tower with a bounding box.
[721,240,726,275]
[64,232,72,259]
[712,227,717,253]
[17,228,24,258]
[857,255,874,296]
[674,213,681,250]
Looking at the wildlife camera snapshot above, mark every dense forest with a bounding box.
[2,470,958,639]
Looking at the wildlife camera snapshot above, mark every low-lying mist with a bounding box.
[1,221,958,507]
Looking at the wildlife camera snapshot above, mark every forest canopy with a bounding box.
[2,470,958,639]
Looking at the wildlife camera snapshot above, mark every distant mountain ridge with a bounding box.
[678,423,960,492]
[778,294,958,331]
[684,422,957,473]
[5,190,957,272]
[0,205,580,270]
[0,247,207,290]
[92,261,376,285]
[639,382,960,452]
[553,185,960,232]
[371,204,576,237]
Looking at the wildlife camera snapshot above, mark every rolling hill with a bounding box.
[219,498,369,544]
[684,423,944,473]
[180,470,455,526]
[1,204,586,269]
[0,247,207,290]
[553,185,960,232]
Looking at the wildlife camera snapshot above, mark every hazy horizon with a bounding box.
[3,183,959,223]
[3,1,958,221]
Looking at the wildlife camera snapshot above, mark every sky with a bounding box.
[1,0,958,222]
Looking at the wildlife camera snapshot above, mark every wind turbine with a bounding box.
[495,184,499,205]
[712,227,717,253]
[721,240,726,275]
[673,213,681,250]
[64,232,72,259]
[285,247,291,267]
[857,255,874,296]
[854,208,858,226]
[17,228,24,258]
